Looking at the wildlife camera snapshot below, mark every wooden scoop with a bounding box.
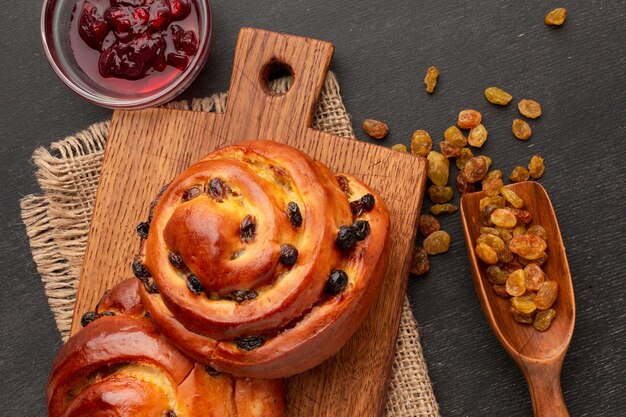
[460,181,575,417]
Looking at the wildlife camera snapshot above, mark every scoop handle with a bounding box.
[523,359,569,417]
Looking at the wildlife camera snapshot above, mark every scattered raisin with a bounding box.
[231,290,258,302]
[428,185,454,203]
[482,170,503,185]
[533,308,557,331]
[411,130,433,157]
[455,174,475,195]
[240,215,257,242]
[336,226,358,250]
[512,119,532,140]
[236,336,265,351]
[534,281,558,310]
[509,166,530,183]
[424,65,439,94]
[182,186,202,201]
[528,155,545,179]
[419,214,441,237]
[439,141,463,158]
[482,178,504,197]
[427,151,450,186]
[132,256,151,278]
[456,147,474,169]
[168,252,185,269]
[423,230,451,255]
[467,124,488,148]
[136,221,150,239]
[545,8,567,26]
[457,109,482,129]
[81,311,99,327]
[518,99,542,119]
[279,244,298,266]
[286,202,303,227]
[410,246,430,276]
[362,118,389,140]
[353,220,371,240]
[484,87,513,105]
[509,234,547,259]
[476,243,498,265]
[208,177,230,201]
[461,156,488,183]
[430,203,458,215]
[361,194,376,211]
[186,274,205,295]
[392,143,407,152]
[325,269,348,295]
[444,126,467,147]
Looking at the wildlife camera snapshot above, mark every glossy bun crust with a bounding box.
[135,140,391,378]
[47,279,284,417]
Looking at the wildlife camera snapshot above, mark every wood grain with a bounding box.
[71,28,427,417]
[460,181,575,417]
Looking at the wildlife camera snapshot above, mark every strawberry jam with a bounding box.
[70,0,200,93]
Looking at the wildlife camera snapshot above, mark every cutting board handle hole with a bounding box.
[260,58,294,96]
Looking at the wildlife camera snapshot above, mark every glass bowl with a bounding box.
[41,0,212,109]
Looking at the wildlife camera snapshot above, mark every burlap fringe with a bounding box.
[20,72,439,417]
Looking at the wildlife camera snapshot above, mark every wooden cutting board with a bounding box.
[71,28,427,416]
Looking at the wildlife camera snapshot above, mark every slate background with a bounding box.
[1,1,624,416]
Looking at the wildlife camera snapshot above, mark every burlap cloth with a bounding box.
[20,72,439,417]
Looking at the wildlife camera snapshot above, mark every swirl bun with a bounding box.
[47,279,284,417]
[136,140,390,378]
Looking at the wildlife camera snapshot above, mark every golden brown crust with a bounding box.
[137,140,391,378]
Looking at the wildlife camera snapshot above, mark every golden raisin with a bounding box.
[430,203,458,215]
[457,109,482,129]
[506,270,527,296]
[410,246,430,276]
[480,227,501,237]
[428,185,454,203]
[483,178,504,197]
[509,234,547,259]
[511,296,537,315]
[362,118,389,139]
[518,99,542,119]
[524,263,546,291]
[494,285,511,299]
[528,155,545,179]
[424,66,440,94]
[455,174,475,195]
[527,225,547,240]
[477,233,506,253]
[439,141,463,158]
[482,170,503,185]
[444,126,467,147]
[513,225,527,237]
[480,204,499,226]
[512,119,532,140]
[411,130,433,157]
[535,281,558,310]
[427,151,450,186]
[496,227,513,242]
[498,242,515,263]
[476,242,498,265]
[486,265,509,285]
[391,143,407,152]
[480,156,492,170]
[456,147,474,169]
[491,208,517,228]
[423,230,451,255]
[468,124,488,148]
[484,86,513,105]
[533,308,557,331]
[510,307,535,324]
[509,166,530,182]
[462,156,488,183]
[500,187,524,208]
[545,8,567,26]
[419,214,441,237]
[479,195,506,211]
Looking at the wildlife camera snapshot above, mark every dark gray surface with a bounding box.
[1,1,624,416]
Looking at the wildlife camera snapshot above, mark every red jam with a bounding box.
[70,0,200,93]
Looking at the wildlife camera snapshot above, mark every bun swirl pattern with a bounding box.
[135,140,391,378]
[47,279,284,417]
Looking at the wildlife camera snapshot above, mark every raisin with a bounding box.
[510,306,535,324]
[362,119,389,140]
[476,243,498,264]
[524,263,546,290]
[182,186,202,201]
[496,227,513,241]
[444,126,467,147]
[164,411,177,417]
[484,87,513,105]
[143,277,158,294]
[391,143,407,152]
[424,66,439,94]
[427,151,449,186]
[486,265,508,285]
[427,185,454,203]
[512,119,532,140]
[533,308,557,331]
[518,99,542,119]
[456,147,474,169]
[168,252,185,269]
[545,8,567,26]
[527,225,547,240]
[498,242,515,263]
[535,281,558,310]
[480,156,492,170]
[430,203,458,215]
[500,187,524,208]
[353,220,371,240]
[510,208,533,224]
[336,226,358,250]
[325,269,348,295]
[439,141,463,158]
[480,204,499,226]
[279,244,298,266]
[482,178,504,197]
[336,175,351,195]
[493,285,511,299]
[132,256,151,278]
[479,196,505,211]
[361,194,376,211]
[208,178,230,201]
[240,215,257,242]
[509,166,530,183]
[419,214,441,237]
[236,336,265,351]
[467,124,488,148]
[511,299,538,319]
[350,200,364,217]
[81,311,99,327]
[503,261,523,273]
[410,246,430,276]
[491,208,517,228]
[411,130,433,157]
[457,109,482,129]
[509,234,547,259]
[480,227,501,237]
[286,202,303,227]
[482,170,503,185]
[231,290,258,302]
[186,274,204,295]
[423,230,451,255]
[455,174,475,195]
[506,270,527,296]
[513,225,528,237]
[204,365,220,376]
[477,233,505,253]
[136,221,150,239]
[528,155,545,179]
[461,156,488,183]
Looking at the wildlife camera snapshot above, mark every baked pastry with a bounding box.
[47,278,284,417]
[134,140,390,378]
